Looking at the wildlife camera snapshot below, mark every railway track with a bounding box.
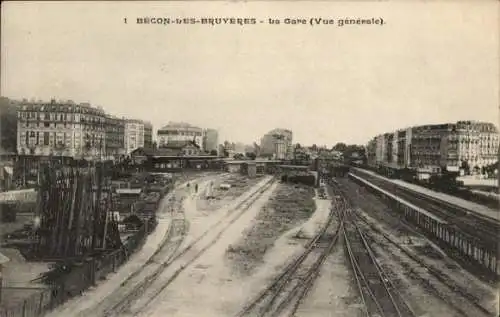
[236,187,343,317]
[125,176,277,316]
[333,182,416,317]
[72,174,265,317]
[343,212,416,317]
[75,184,190,317]
[336,177,495,317]
[351,171,499,247]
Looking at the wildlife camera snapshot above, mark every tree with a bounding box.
[0,97,18,152]
[245,152,256,160]
[332,142,347,153]
[345,144,365,158]
[210,149,218,156]
[234,153,245,160]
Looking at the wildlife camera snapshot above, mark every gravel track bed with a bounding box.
[337,177,497,316]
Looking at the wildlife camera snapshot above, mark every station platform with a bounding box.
[352,168,499,222]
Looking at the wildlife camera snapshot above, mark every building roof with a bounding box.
[164,140,200,149]
[224,159,283,164]
[131,147,181,157]
[155,148,183,156]
[279,165,310,170]
[159,122,202,130]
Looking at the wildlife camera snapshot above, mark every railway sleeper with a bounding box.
[347,173,500,279]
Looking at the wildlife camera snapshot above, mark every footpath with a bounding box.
[46,174,213,317]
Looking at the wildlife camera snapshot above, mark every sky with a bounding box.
[1,1,499,147]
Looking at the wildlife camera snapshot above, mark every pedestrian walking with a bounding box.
[195,183,198,193]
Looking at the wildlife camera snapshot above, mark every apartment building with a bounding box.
[157,122,204,150]
[105,115,125,159]
[203,129,219,154]
[367,121,499,172]
[15,99,153,160]
[274,139,287,160]
[124,119,145,154]
[144,121,153,149]
[455,121,498,169]
[17,99,107,159]
[259,128,293,159]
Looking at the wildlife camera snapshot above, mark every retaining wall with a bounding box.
[348,173,499,277]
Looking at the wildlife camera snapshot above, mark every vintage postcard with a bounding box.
[0,1,498,317]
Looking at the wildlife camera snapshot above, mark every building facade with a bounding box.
[157,122,204,150]
[124,119,146,155]
[455,121,498,169]
[259,134,275,156]
[15,99,152,160]
[105,115,125,159]
[259,128,293,159]
[274,139,287,160]
[17,99,107,159]
[144,122,153,149]
[202,129,219,154]
[367,121,499,172]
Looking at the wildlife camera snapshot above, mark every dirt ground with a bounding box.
[225,182,316,277]
[46,174,222,317]
[195,174,263,212]
[131,177,278,317]
[294,243,362,317]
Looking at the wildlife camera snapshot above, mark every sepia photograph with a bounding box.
[0,1,499,317]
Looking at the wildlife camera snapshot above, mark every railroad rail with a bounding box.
[344,214,415,317]
[76,185,189,317]
[72,175,267,317]
[330,182,416,317]
[236,188,343,317]
[351,170,499,246]
[348,172,499,276]
[126,177,277,317]
[335,177,495,317]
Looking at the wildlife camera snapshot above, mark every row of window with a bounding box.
[19,111,108,123]
[158,131,202,137]
[20,121,106,131]
[20,104,104,114]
